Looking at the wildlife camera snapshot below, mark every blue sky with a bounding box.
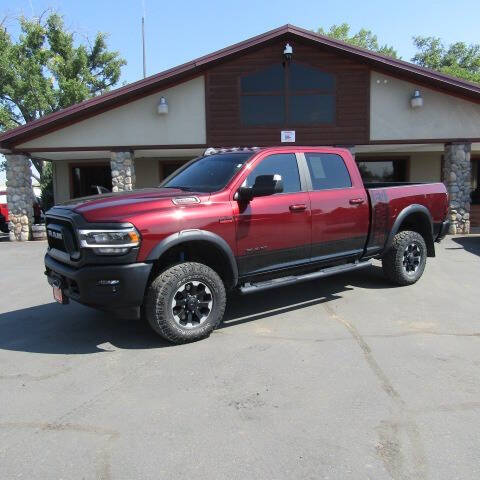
[1,0,479,183]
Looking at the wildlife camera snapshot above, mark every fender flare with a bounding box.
[146,229,239,288]
[385,204,434,253]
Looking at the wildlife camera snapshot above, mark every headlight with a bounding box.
[78,226,140,255]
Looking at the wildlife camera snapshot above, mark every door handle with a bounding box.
[289,204,307,212]
[349,198,365,205]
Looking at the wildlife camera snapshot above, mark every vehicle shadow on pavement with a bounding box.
[0,265,393,354]
[222,264,392,329]
[0,302,170,354]
[450,235,480,257]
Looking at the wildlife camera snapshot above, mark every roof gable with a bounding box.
[2,24,480,149]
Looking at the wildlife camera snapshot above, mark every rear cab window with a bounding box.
[305,153,351,190]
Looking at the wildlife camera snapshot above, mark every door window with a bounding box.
[245,153,301,193]
[305,153,351,190]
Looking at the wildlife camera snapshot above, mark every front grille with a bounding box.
[46,215,79,257]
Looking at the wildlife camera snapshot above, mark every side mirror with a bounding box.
[237,174,283,201]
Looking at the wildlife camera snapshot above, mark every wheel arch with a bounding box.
[146,230,238,289]
[386,204,435,257]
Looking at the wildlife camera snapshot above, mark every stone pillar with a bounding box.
[110,151,136,192]
[5,153,34,241]
[443,142,471,234]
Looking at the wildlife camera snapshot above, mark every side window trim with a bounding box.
[299,152,353,192]
[296,152,312,191]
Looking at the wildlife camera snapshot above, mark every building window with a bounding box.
[71,163,112,198]
[356,158,408,183]
[240,61,336,127]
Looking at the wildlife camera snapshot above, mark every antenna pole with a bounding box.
[142,16,146,78]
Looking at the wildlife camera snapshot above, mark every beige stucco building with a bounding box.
[1,24,480,239]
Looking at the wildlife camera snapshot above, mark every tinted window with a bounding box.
[241,95,285,126]
[162,153,252,193]
[305,153,351,190]
[240,62,336,127]
[356,159,407,182]
[241,64,285,93]
[289,94,335,124]
[289,62,335,91]
[245,153,301,193]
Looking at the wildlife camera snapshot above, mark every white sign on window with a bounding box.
[281,130,295,143]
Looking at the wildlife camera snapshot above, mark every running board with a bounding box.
[239,260,372,295]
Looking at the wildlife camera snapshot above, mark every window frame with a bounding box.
[298,152,353,192]
[238,60,337,128]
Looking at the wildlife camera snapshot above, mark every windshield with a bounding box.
[161,152,253,193]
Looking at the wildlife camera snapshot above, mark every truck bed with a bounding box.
[364,182,448,257]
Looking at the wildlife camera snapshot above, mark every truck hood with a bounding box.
[53,188,207,222]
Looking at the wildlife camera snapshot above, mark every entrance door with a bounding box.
[71,164,112,198]
[234,152,311,277]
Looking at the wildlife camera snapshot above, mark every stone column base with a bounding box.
[443,143,471,234]
[110,151,136,192]
[5,153,34,241]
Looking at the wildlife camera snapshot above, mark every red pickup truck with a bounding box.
[45,147,449,343]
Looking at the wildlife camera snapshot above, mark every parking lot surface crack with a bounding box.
[322,303,428,480]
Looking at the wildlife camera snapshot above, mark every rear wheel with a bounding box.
[382,230,427,286]
[145,262,226,344]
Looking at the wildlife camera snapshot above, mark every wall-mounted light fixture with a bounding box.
[157,96,168,115]
[410,90,423,109]
[283,43,293,63]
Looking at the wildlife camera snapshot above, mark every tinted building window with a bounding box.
[289,62,335,91]
[240,61,336,126]
[289,94,335,124]
[240,95,285,126]
[241,64,285,93]
[245,153,301,193]
[305,153,351,190]
[356,158,407,182]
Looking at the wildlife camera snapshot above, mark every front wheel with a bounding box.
[382,230,427,286]
[145,262,226,344]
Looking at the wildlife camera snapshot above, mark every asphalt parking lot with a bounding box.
[1,237,479,480]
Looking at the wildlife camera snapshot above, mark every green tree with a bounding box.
[317,23,399,58]
[412,36,480,84]
[0,11,126,179]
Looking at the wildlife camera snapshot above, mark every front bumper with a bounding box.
[435,220,450,243]
[45,253,152,308]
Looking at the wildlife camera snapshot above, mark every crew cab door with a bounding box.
[233,152,311,276]
[300,151,369,262]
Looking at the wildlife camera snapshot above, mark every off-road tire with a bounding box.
[145,262,226,344]
[382,230,427,286]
